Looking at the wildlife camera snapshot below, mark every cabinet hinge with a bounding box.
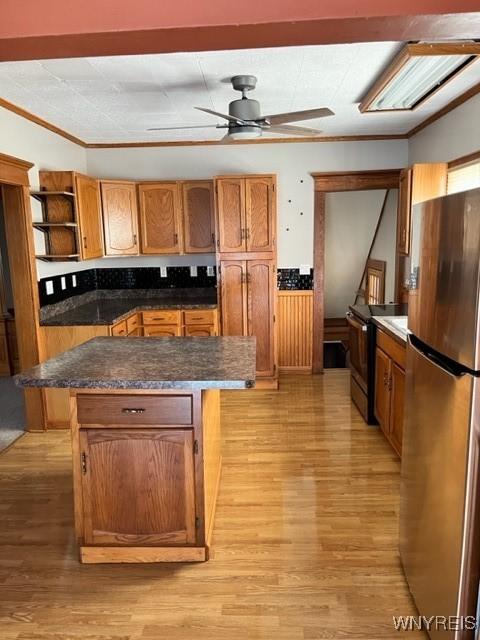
[195,517,201,529]
[81,452,87,475]
[194,439,199,454]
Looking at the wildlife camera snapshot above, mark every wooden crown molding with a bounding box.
[0,98,87,147]
[406,81,480,137]
[359,42,480,113]
[312,169,401,191]
[0,151,34,186]
[448,148,480,168]
[0,77,479,149]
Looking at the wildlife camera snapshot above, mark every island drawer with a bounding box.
[111,320,127,337]
[142,310,181,326]
[184,309,216,325]
[76,394,193,425]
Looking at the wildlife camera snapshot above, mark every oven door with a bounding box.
[347,312,368,391]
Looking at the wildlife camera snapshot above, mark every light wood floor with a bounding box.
[0,371,424,639]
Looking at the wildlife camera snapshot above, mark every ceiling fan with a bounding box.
[148,75,334,140]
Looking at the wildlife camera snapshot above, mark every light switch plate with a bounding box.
[45,280,54,295]
[207,266,214,277]
[72,275,77,287]
[60,276,66,290]
[190,266,197,277]
[299,264,311,275]
[160,266,167,278]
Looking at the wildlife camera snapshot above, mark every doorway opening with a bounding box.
[0,190,25,451]
[312,170,402,373]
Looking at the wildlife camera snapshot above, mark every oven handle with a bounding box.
[346,312,368,332]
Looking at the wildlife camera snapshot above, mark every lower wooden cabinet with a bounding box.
[71,388,222,563]
[374,330,406,457]
[144,325,182,337]
[79,427,196,545]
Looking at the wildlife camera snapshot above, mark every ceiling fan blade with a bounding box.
[265,107,334,125]
[265,124,322,136]
[147,124,222,131]
[195,106,246,124]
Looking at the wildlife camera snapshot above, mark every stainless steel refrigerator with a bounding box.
[401,187,480,639]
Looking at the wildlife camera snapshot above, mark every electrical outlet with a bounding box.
[160,266,167,278]
[72,275,77,287]
[299,264,311,275]
[45,280,54,295]
[190,265,197,277]
[60,276,66,290]
[207,266,214,277]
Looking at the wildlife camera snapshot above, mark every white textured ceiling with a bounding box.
[0,42,479,143]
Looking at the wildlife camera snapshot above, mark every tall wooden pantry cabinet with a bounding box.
[215,175,278,388]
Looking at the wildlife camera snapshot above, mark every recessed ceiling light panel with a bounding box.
[360,42,480,113]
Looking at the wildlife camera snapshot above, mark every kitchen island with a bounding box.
[16,336,255,564]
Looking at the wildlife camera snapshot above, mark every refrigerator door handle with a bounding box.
[409,334,470,378]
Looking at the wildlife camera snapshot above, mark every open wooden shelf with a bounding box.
[31,191,76,201]
[31,189,80,261]
[35,254,80,262]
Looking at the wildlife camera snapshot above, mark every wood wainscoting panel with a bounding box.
[278,291,313,373]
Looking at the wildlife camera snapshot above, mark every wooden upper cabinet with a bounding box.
[79,428,196,546]
[245,177,275,252]
[220,260,247,336]
[75,175,104,260]
[247,260,275,377]
[397,168,412,256]
[397,163,447,256]
[101,181,139,256]
[182,181,215,253]
[216,179,246,253]
[138,183,182,254]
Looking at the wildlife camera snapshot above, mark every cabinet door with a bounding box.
[182,181,215,253]
[111,320,127,337]
[101,181,139,256]
[247,259,275,377]
[80,429,196,545]
[184,325,216,337]
[138,183,182,254]
[216,179,245,252]
[76,175,104,260]
[220,260,247,336]
[374,347,391,434]
[245,177,275,252]
[397,168,412,256]
[389,363,405,456]
[144,325,181,337]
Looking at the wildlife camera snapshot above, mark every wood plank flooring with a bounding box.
[0,372,424,639]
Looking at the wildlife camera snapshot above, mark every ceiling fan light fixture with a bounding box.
[227,126,262,140]
[359,42,480,112]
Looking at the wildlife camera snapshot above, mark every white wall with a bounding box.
[86,141,407,269]
[409,93,480,164]
[0,106,88,279]
[324,189,397,318]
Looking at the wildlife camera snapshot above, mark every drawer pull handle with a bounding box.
[121,408,146,414]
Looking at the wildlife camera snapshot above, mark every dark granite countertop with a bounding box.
[16,336,256,390]
[41,292,218,326]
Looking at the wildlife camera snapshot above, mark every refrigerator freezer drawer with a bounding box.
[400,337,474,638]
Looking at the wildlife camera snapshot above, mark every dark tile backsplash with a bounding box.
[277,268,313,290]
[39,265,312,306]
[39,266,217,307]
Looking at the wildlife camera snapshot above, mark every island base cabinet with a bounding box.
[71,389,222,563]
